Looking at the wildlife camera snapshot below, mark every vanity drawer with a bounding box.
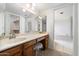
[23,40,36,56]
[24,40,36,48]
[37,36,46,42]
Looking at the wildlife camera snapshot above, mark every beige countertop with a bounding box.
[0,32,48,52]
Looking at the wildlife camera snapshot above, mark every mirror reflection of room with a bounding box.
[10,15,20,34]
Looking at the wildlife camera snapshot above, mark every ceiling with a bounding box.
[0,3,63,17]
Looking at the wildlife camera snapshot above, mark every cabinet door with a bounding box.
[23,45,35,56]
[0,45,22,56]
[23,40,36,56]
[40,35,48,49]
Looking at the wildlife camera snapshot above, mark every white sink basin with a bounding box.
[0,37,26,45]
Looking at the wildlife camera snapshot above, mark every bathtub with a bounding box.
[54,35,73,49]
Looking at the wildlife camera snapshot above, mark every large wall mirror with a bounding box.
[4,13,20,35]
[0,3,22,36]
[10,15,20,34]
[36,16,47,32]
[0,3,47,36]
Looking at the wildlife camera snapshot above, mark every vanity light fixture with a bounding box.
[25,3,31,8]
[32,7,35,10]
[22,7,36,15]
[31,3,36,10]
[22,3,36,15]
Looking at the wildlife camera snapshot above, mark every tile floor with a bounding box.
[36,48,71,56]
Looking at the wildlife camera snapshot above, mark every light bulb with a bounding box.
[39,16,42,19]
[32,7,35,10]
[32,3,36,7]
[22,9,26,12]
[26,3,31,8]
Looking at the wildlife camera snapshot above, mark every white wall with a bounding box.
[78,3,79,56]
[46,9,54,49]
[54,5,72,37]
[55,19,71,36]
[72,4,78,56]
[0,12,4,35]
[39,9,54,49]
[55,5,72,20]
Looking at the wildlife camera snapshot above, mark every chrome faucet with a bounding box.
[0,33,5,40]
[9,33,16,39]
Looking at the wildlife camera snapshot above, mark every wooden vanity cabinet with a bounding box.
[23,40,36,56]
[0,45,22,56]
[0,34,48,56]
[0,39,36,56]
[37,35,48,49]
[44,35,49,49]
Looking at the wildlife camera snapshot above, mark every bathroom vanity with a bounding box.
[0,32,48,56]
